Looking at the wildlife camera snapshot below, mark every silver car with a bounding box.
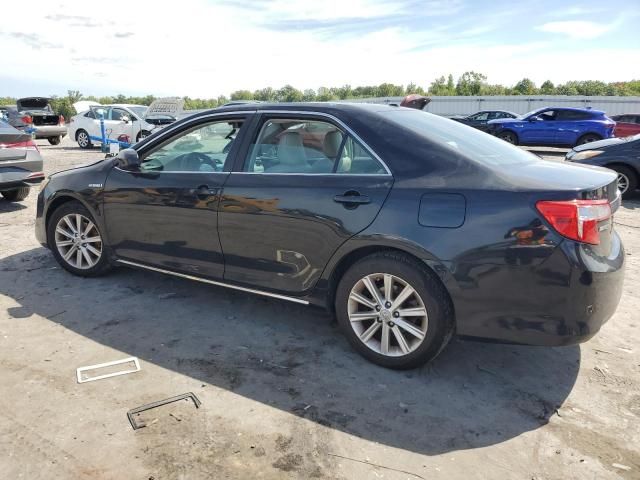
[0,121,44,201]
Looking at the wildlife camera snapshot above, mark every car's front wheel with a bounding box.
[48,136,61,145]
[1,187,30,202]
[47,201,112,276]
[335,252,454,369]
[498,131,518,145]
[76,130,92,149]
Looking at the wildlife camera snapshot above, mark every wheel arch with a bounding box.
[44,192,102,245]
[604,161,639,180]
[321,240,457,320]
[497,128,519,142]
[576,132,603,143]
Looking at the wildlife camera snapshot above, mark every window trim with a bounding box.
[237,111,392,176]
[124,114,249,175]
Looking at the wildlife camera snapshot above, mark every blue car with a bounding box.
[487,107,615,147]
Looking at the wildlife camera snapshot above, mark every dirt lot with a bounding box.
[1,138,639,480]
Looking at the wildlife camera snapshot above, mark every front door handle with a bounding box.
[190,185,220,198]
[333,191,371,206]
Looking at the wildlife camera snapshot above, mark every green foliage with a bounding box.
[455,71,488,96]
[513,78,537,95]
[1,78,638,118]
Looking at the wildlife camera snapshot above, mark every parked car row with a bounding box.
[68,98,185,149]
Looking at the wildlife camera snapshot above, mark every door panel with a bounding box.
[103,169,228,277]
[219,174,392,294]
[102,115,249,278]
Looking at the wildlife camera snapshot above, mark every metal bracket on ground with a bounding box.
[127,392,202,430]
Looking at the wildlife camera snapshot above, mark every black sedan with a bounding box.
[451,110,518,131]
[566,134,640,198]
[35,103,624,369]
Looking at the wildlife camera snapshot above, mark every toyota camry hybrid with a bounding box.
[35,103,625,369]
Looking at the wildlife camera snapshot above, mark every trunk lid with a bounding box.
[17,97,51,111]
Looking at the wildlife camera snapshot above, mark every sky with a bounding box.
[1,0,639,98]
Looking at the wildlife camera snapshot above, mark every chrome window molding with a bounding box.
[258,110,392,176]
[116,259,310,305]
[134,109,393,176]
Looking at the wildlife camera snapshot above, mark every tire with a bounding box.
[576,133,601,146]
[136,130,151,143]
[47,201,112,277]
[335,251,454,369]
[610,165,638,199]
[48,136,61,145]
[1,187,30,202]
[76,129,92,149]
[498,131,518,145]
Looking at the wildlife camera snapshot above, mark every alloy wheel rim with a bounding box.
[55,213,102,269]
[348,273,428,357]
[78,132,88,146]
[617,172,629,194]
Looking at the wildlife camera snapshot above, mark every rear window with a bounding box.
[384,109,538,166]
[556,110,592,121]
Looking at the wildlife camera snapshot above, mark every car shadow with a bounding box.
[1,248,580,456]
[0,199,28,213]
[622,197,640,210]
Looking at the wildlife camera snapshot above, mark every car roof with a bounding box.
[538,106,605,114]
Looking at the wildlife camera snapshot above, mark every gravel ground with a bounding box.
[1,137,639,480]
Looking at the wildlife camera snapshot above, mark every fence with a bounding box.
[340,96,640,117]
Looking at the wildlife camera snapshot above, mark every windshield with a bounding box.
[518,108,545,119]
[129,106,148,118]
[383,109,538,166]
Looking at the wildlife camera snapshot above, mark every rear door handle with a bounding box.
[190,185,220,198]
[333,191,371,206]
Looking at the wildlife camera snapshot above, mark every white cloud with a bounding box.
[0,0,637,98]
[536,20,614,39]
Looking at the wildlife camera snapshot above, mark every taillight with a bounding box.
[21,115,33,124]
[536,199,611,245]
[0,139,39,152]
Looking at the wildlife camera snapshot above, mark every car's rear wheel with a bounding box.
[76,130,92,149]
[611,165,637,199]
[1,187,30,202]
[48,136,61,145]
[498,131,518,145]
[47,201,112,276]
[335,251,454,369]
[576,133,601,146]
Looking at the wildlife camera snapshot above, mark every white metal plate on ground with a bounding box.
[76,357,141,383]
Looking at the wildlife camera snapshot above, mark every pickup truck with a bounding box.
[2,97,67,145]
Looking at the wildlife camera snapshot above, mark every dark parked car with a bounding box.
[566,134,640,198]
[0,120,44,201]
[610,114,640,138]
[487,107,615,147]
[2,97,67,145]
[35,104,624,369]
[451,110,518,131]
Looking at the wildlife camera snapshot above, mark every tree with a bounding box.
[276,85,303,102]
[540,80,555,94]
[301,89,317,101]
[230,90,254,101]
[406,82,426,96]
[253,87,276,102]
[456,71,487,96]
[429,76,452,95]
[513,78,537,95]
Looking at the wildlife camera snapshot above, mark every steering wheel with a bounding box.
[177,152,216,171]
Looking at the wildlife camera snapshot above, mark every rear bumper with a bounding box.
[0,155,45,189]
[33,125,67,138]
[454,233,625,346]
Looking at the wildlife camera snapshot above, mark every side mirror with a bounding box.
[529,115,541,122]
[115,148,141,170]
